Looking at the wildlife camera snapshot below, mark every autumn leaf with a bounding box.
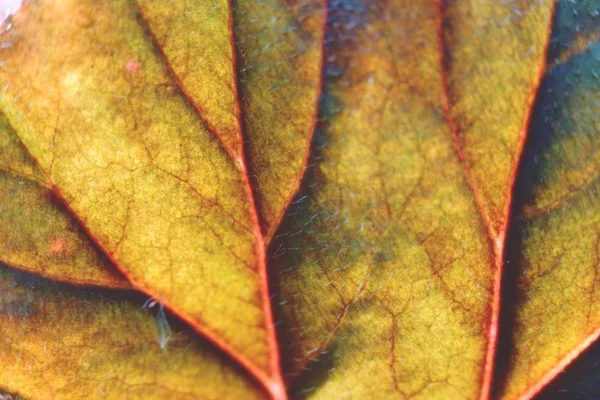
[271,1,551,398]
[0,0,599,399]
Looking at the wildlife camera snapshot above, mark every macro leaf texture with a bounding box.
[0,0,598,399]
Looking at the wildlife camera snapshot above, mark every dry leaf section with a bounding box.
[500,3,600,397]
[0,0,599,399]
[0,114,129,288]
[0,265,265,399]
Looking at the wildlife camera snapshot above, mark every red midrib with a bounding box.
[226,2,328,398]
[2,2,288,399]
[8,1,329,397]
[434,1,556,399]
[226,1,287,398]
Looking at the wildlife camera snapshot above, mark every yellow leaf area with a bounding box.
[0,0,261,376]
[231,0,325,237]
[0,265,264,399]
[500,3,600,399]
[0,0,324,395]
[136,0,325,237]
[134,0,242,157]
[0,115,128,288]
[441,0,553,238]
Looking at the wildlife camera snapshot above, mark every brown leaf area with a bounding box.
[0,0,598,399]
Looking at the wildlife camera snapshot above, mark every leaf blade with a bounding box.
[0,265,266,400]
[135,0,243,159]
[231,0,326,238]
[440,0,554,237]
[0,113,129,288]
[0,0,281,393]
[500,25,600,400]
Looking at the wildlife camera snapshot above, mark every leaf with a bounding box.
[1,0,600,399]
[230,0,325,238]
[0,0,271,389]
[270,1,551,398]
[498,2,600,398]
[441,0,553,239]
[134,0,325,237]
[0,0,324,396]
[0,264,265,399]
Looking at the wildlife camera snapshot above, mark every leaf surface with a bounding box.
[0,113,129,288]
[133,0,243,158]
[441,0,553,238]
[2,0,600,399]
[135,0,326,237]
[0,0,324,395]
[0,264,265,400]
[500,1,600,397]
[273,1,495,398]
[231,0,325,237]
[271,1,551,399]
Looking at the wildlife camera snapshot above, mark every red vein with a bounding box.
[5,20,282,399]
[134,4,329,397]
[496,4,556,398]
[434,0,498,244]
[434,8,500,397]
[512,12,600,400]
[227,2,328,398]
[515,327,600,400]
[0,256,130,290]
[434,1,556,399]
[4,2,328,397]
